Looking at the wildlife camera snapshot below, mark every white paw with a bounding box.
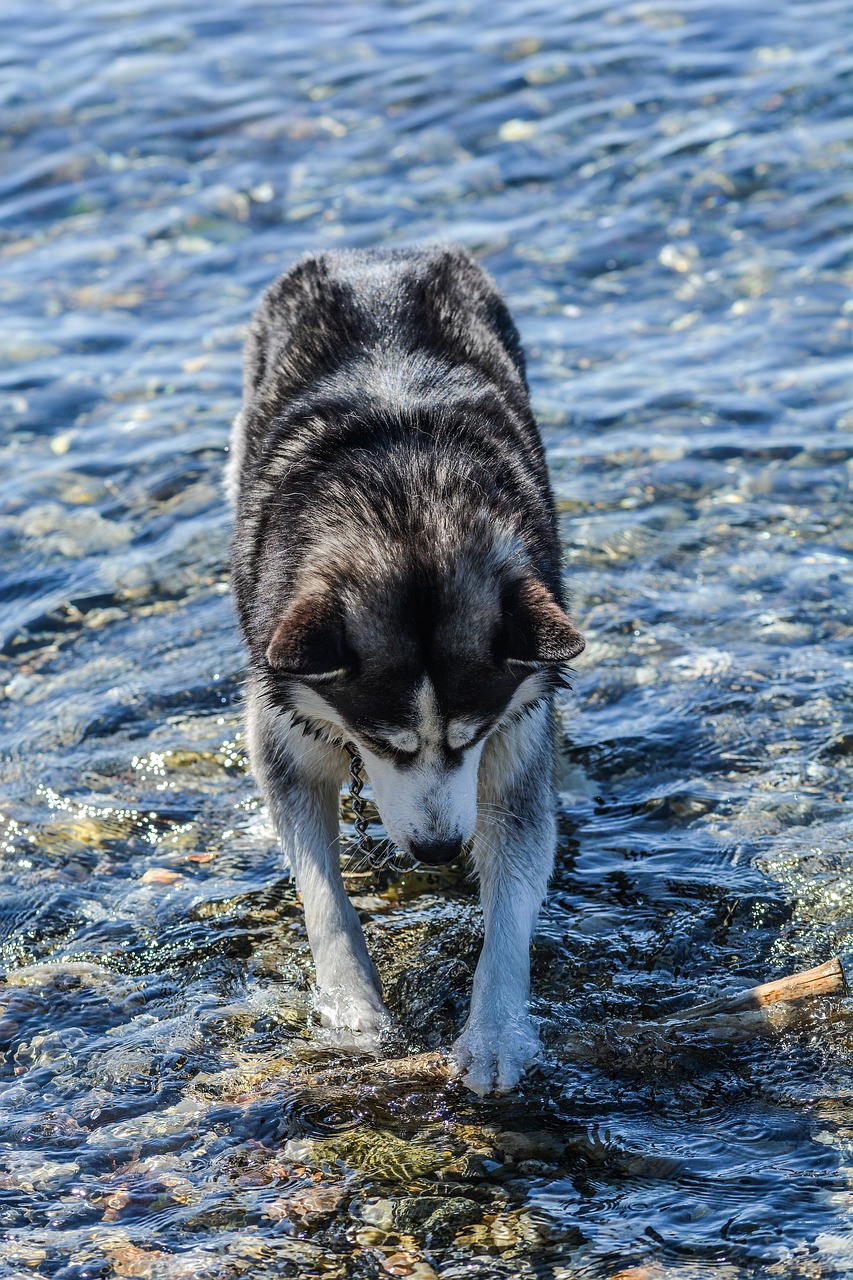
[315,986,389,1051]
[449,1015,540,1096]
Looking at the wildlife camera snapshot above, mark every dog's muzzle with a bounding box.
[409,837,464,866]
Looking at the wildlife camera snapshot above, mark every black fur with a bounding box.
[229,245,581,748]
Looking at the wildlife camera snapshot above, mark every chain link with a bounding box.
[347,749,375,854]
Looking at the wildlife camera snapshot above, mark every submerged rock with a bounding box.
[284,1131,453,1181]
[393,1194,482,1246]
[264,1182,347,1228]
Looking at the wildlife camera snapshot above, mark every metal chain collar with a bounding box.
[346,747,374,854]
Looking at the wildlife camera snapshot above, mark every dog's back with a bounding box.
[235,244,530,454]
[228,247,563,660]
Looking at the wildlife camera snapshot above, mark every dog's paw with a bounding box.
[315,986,389,1051]
[449,1016,540,1096]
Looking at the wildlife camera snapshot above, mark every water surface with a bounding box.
[1,1,853,1276]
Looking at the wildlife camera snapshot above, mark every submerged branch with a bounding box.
[640,955,848,1041]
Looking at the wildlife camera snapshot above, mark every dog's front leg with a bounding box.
[247,690,387,1045]
[450,701,556,1094]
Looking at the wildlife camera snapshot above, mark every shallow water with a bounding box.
[1,0,853,1275]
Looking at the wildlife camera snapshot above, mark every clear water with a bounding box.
[1,1,853,1276]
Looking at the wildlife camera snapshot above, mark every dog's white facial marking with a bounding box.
[414,677,442,746]
[447,717,482,752]
[354,678,482,857]
[287,673,522,862]
[375,726,419,755]
[361,738,483,857]
[494,670,549,729]
[290,685,347,739]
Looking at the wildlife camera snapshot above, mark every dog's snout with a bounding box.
[409,836,463,866]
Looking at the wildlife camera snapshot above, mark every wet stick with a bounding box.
[637,955,848,1041]
[601,952,845,1049]
[288,957,849,1089]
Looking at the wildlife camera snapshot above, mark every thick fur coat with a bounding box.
[228,246,584,1092]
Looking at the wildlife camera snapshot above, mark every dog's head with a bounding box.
[264,543,584,865]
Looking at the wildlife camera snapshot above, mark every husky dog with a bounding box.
[227,246,584,1094]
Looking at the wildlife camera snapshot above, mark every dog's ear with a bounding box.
[499,577,585,668]
[266,593,354,682]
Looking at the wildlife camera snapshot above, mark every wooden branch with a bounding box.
[644,955,848,1041]
[667,955,845,1016]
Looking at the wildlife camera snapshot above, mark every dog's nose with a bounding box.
[409,837,463,866]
